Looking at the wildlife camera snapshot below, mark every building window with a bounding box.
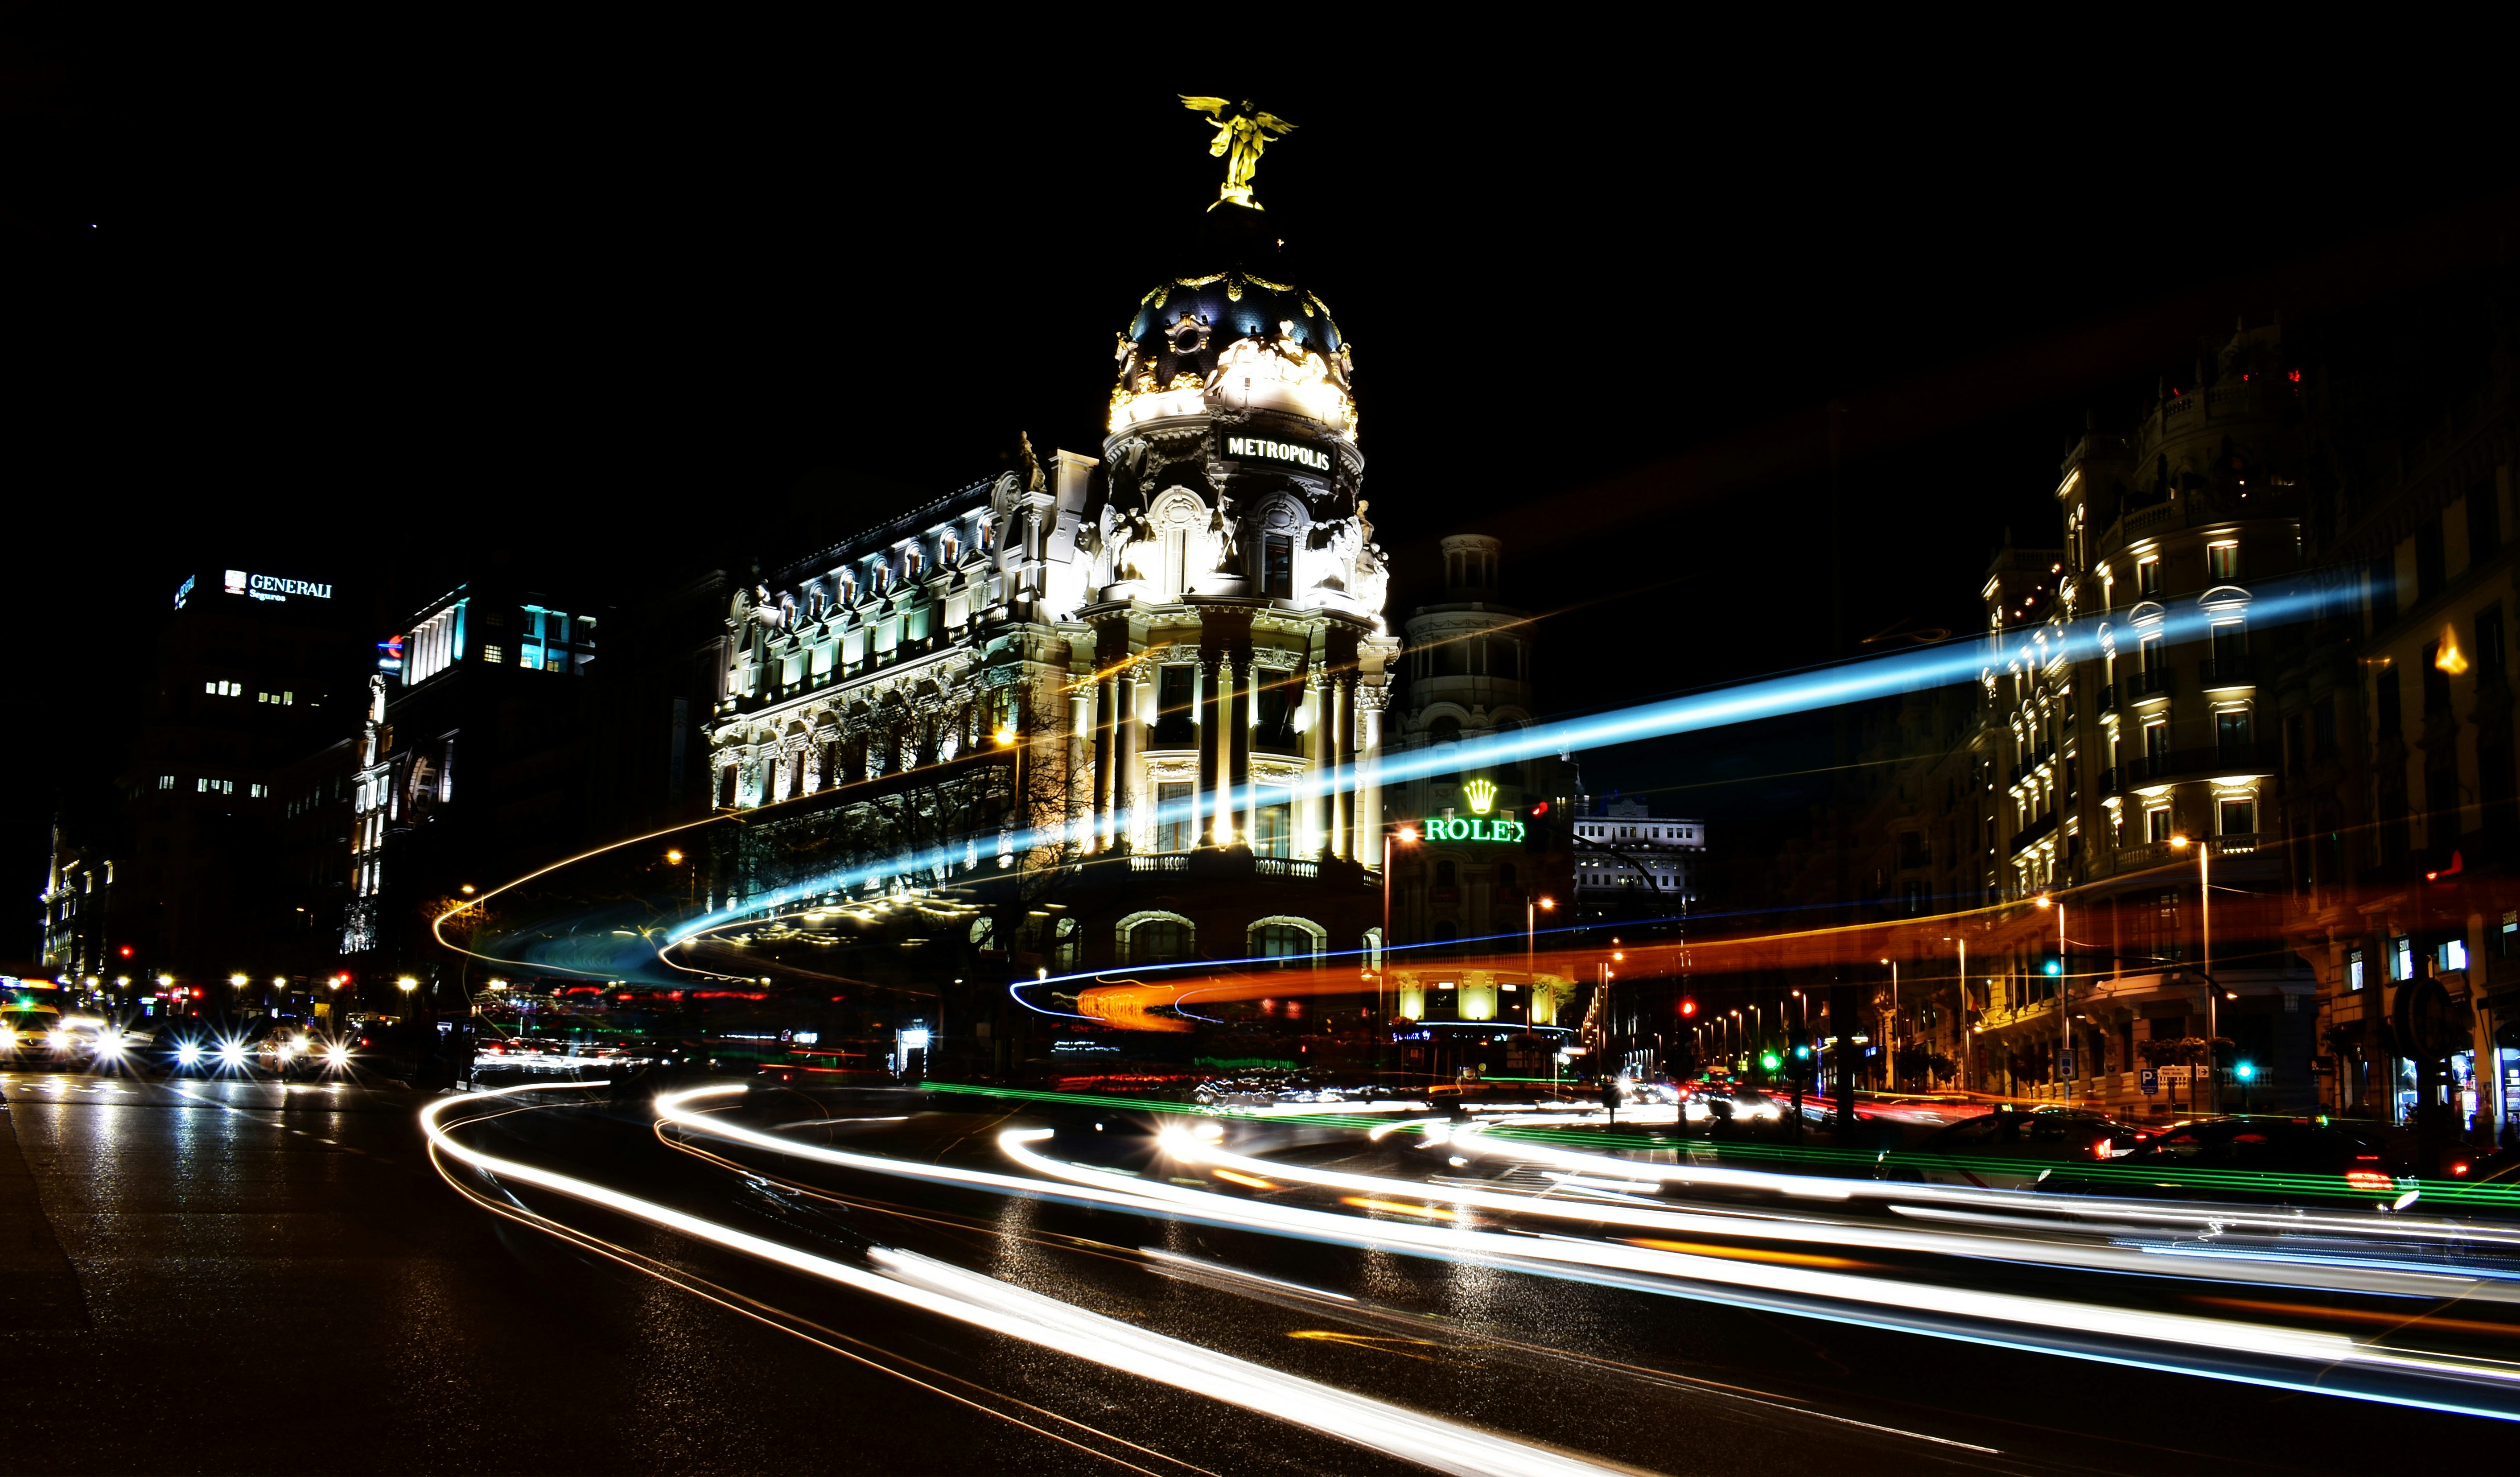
[1155,781,1195,852]
[1123,915,1193,965]
[2217,708,2252,756]
[1254,792,1292,857]
[2145,805,2172,843]
[2217,798,2255,835]
[2138,556,2161,595]
[1262,534,1293,598]
[249,783,268,798]
[2392,935,2414,981]
[2347,948,2364,990]
[157,775,174,790]
[1250,920,1321,967]
[482,645,505,664]
[2439,938,2469,973]
[2499,912,2519,959]
[2207,541,2238,580]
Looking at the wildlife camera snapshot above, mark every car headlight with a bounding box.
[325,1045,351,1068]
[177,1043,202,1064]
[47,1030,69,1050]
[95,1033,123,1057]
[218,1044,247,1068]
[0,1027,15,1050]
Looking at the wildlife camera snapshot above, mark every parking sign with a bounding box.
[2139,1067,2158,1096]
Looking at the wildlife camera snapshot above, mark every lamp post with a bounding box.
[1379,826,1417,1075]
[1880,957,1898,1092]
[1525,894,1555,1036]
[2170,834,2213,1109]
[2036,894,2068,1107]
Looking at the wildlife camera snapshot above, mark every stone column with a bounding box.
[1114,669,1141,851]
[1309,672,1333,859]
[1333,677,1357,859]
[1228,650,1253,848]
[1094,669,1117,850]
[1198,651,1223,846]
[1357,687,1385,856]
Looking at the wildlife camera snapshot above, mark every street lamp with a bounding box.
[2169,834,2215,1108]
[1380,825,1418,1070]
[1526,895,1555,1034]
[2034,894,2068,1106]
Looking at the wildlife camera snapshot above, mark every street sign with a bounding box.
[2160,1065,2192,1086]
[2059,1051,2075,1077]
[2139,1067,2158,1096]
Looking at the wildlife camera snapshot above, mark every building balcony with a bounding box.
[2009,810,2059,855]
[2199,655,2256,686]
[2126,669,2173,701]
[2098,683,2118,712]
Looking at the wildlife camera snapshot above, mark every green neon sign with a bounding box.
[1419,816,1525,843]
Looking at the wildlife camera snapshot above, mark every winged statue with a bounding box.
[1180,96,1296,210]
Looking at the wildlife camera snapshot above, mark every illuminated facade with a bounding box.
[1572,798,1702,921]
[1962,323,2318,1111]
[1381,536,1579,1060]
[345,581,605,996]
[700,212,1400,1057]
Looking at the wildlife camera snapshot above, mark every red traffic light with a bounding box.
[1530,801,1549,817]
[119,945,133,957]
[1680,998,1698,1017]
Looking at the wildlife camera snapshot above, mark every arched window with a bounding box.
[1248,917,1325,968]
[1052,916,1079,972]
[1120,912,1194,965]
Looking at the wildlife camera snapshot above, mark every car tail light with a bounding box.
[2093,1139,2112,1160]
[2346,1171,2392,1192]
[2450,1162,2471,1176]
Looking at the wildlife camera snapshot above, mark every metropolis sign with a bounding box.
[1223,434,1331,472]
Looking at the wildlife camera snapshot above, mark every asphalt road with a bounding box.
[0,1068,2502,1474]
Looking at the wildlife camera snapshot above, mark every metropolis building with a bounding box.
[695,173,1422,1062]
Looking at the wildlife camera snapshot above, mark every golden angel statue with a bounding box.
[1181,96,1295,210]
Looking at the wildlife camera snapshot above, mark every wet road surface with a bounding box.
[0,1069,2500,1474]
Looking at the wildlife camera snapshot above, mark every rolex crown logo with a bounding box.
[1464,778,1498,815]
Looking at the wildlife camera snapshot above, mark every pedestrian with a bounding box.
[1598,1077,1620,1125]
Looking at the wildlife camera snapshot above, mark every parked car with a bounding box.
[2046,1114,2405,1205]
[1886,1106,2149,1189]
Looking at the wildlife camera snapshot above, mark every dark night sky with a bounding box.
[11,19,2520,940]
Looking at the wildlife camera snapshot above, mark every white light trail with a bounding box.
[425,1084,1636,1477]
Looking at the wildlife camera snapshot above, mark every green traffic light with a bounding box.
[1760,1052,1781,1070]
[2234,1061,2256,1081]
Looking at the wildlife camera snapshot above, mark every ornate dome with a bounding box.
[1109,268,1356,440]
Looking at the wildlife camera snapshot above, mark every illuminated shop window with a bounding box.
[2347,948,2364,990]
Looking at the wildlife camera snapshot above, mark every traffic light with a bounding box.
[1789,1028,1812,1063]
[2234,1061,2256,1083]
[2042,957,2062,976]
[1759,1051,1781,1072]
[1679,998,1698,1018]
